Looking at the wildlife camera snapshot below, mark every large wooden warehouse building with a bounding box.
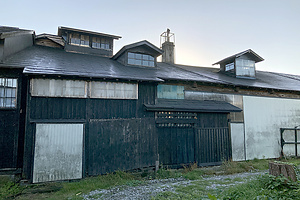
[0,26,300,183]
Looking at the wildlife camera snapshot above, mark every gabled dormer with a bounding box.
[213,49,264,79]
[112,40,163,67]
[58,26,121,57]
[0,26,34,62]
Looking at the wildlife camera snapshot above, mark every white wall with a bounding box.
[243,96,300,160]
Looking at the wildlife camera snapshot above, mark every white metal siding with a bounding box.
[33,124,84,183]
[90,81,138,99]
[243,96,300,160]
[31,79,87,98]
[230,123,245,161]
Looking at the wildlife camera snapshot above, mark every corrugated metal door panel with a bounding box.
[33,124,83,183]
[230,123,245,161]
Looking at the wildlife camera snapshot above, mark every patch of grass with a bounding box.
[220,158,269,175]
[154,168,182,179]
[0,178,22,199]
[182,169,204,180]
[219,174,300,200]
[1,157,299,199]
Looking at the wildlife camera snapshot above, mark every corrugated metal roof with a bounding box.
[174,64,300,92]
[144,99,242,113]
[1,45,300,92]
[1,46,163,82]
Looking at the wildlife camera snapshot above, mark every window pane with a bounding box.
[135,53,142,59]
[149,61,155,67]
[149,56,154,61]
[5,88,12,97]
[142,54,149,60]
[142,61,149,66]
[128,58,135,65]
[0,88,4,96]
[0,78,17,108]
[128,52,135,58]
[135,60,142,65]
[0,79,4,86]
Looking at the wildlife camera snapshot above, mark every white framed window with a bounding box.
[31,79,87,98]
[235,59,255,77]
[0,78,17,108]
[90,81,138,99]
[128,52,155,67]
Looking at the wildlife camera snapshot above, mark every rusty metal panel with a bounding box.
[230,123,245,161]
[243,96,300,160]
[33,124,83,183]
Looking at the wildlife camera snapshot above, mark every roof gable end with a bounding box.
[213,49,264,65]
[112,40,163,60]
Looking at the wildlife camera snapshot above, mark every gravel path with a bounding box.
[82,171,267,200]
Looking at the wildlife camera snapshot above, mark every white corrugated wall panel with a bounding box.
[230,123,245,161]
[243,96,300,160]
[33,124,83,183]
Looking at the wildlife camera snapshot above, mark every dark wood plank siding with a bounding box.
[197,113,229,128]
[137,83,156,118]
[158,113,230,166]
[88,118,157,175]
[29,97,86,120]
[88,99,137,119]
[23,82,157,179]
[195,127,232,164]
[158,127,195,165]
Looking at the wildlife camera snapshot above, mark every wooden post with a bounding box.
[269,162,297,182]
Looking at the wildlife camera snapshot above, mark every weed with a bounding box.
[219,174,300,200]
[0,180,22,199]
[183,162,198,173]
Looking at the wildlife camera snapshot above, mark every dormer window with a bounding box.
[58,26,121,57]
[128,52,155,67]
[213,49,264,79]
[112,40,163,67]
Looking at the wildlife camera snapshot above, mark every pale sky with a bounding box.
[1,0,300,75]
